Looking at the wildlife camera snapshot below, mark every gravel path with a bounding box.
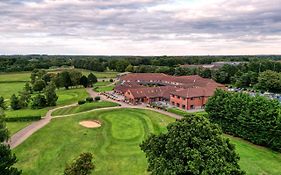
[9,88,182,149]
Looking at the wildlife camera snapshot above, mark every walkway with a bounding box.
[9,88,182,149]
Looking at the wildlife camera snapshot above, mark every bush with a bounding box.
[95,96,101,101]
[78,100,86,105]
[109,79,114,82]
[5,116,41,122]
[86,97,94,103]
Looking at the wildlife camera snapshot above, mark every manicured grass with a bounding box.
[0,82,26,99]
[12,108,281,175]
[5,108,49,118]
[14,108,175,175]
[93,85,115,92]
[56,88,88,106]
[0,72,30,82]
[52,101,120,116]
[167,107,207,117]
[94,81,112,87]
[227,135,281,175]
[6,122,32,135]
[81,70,119,79]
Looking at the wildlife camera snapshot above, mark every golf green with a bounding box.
[14,108,175,175]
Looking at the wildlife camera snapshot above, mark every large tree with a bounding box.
[0,109,22,175]
[10,94,21,110]
[87,73,97,87]
[33,80,46,92]
[140,114,245,175]
[60,71,72,89]
[0,96,6,110]
[64,152,95,175]
[44,82,58,106]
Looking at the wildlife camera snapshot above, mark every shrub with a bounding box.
[5,116,41,122]
[86,97,94,103]
[94,96,101,101]
[109,79,114,82]
[78,100,86,105]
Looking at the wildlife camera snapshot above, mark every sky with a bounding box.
[0,0,280,55]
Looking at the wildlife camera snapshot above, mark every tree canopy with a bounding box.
[140,114,245,175]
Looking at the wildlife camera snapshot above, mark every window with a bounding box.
[177,96,180,99]
[172,102,175,105]
[191,97,194,100]
[177,103,180,107]
[190,105,194,109]
[182,105,186,109]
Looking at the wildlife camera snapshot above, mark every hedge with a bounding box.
[5,116,41,122]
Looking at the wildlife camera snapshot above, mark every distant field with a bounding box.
[52,101,119,116]
[13,108,281,175]
[0,82,26,99]
[0,72,30,82]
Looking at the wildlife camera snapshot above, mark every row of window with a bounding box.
[171,95,203,100]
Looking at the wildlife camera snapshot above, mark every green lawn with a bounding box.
[93,85,115,92]
[0,82,26,99]
[226,135,281,175]
[0,72,30,82]
[94,81,112,87]
[167,107,207,117]
[14,108,174,175]
[56,88,88,106]
[12,108,281,175]
[5,108,49,118]
[81,70,119,79]
[52,101,120,116]
[6,122,32,135]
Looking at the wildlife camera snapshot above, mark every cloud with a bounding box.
[0,0,280,55]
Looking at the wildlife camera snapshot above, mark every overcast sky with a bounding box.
[0,0,280,55]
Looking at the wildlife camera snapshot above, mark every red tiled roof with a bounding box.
[128,86,178,99]
[171,86,218,98]
[114,82,143,93]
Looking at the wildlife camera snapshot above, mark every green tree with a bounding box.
[0,109,22,175]
[64,152,95,175]
[116,60,129,72]
[31,94,47,109]
[33,80,46,92]
[256,70,281,92]
[18,91,31,109]
[0,96,6,110]
[24,82,33,94]
[60,71,72,89]
[125,64,134,72]
[69,70,83,87]
[10,94,21,110]
[140,114,245,175]
[80,76,89,88]
[44,82,58,106]
[87,73,97,87]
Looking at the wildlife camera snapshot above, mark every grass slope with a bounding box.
[0,82,26,99]
[227,135,281,175]
[14,108,174,175]
[52,101,120,116]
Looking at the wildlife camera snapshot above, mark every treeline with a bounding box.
[1,54,280,72]
[205,90,281,152]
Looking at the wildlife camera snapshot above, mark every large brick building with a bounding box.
[115,73,224,109]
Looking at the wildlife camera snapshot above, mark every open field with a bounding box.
[0,72,30,82]
[14,108,174,175]
[52,101,120,116]
[12,108,281,175]
[0,82,26,99]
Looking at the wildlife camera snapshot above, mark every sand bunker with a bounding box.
[79,120,102,128]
